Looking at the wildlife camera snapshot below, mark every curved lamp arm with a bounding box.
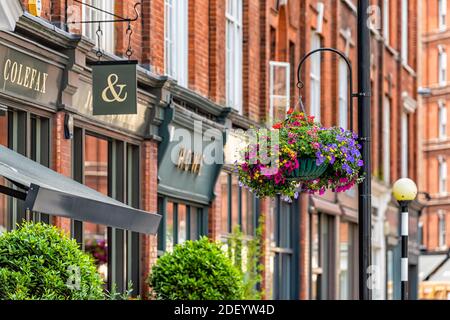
[292,47,357,132]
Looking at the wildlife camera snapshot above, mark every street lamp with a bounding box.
[392,178,418,300]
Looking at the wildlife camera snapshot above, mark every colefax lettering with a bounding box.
[3,59,48,94]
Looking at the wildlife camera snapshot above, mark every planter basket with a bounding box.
[288,158,328,181]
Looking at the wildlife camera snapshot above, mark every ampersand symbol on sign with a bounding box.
[101,73,128,103]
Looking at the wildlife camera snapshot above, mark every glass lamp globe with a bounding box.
[392,178,418,202]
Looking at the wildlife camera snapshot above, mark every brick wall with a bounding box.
[420,0,450,252]
[140,140,158,298]
[52,111,72,234]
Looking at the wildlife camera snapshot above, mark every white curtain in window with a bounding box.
[439,101,447,138]
[165,0,188,87]
[383,0,390,42]
[401,0,408,64]
[440,0,447,29]
[338,58,348,130]
[269,61,290,123]
[383,97,391,183]
[226,0,243,112]
[439,47,447,85]
[82,0,115,54]
[401,113,408,178]
[439,157,447,193]
[310,33,321,121]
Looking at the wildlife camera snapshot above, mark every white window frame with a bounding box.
[338,58,348,129]
[310,32,321,121]
[226,0,243,113]
[401,0,409,64]
[438,211,447,248]
[439,156,447,194]
[439,45,447,86]
[383,96,391,184]
[82,0,115,54]
[439,100,447,139]
[440,0,447,30]
[401,112,408,178]
[269,61,290,123]
[383,0,390,43]
[164,0,188,87]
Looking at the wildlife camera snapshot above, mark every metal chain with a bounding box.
[126,22,133,59]
[96,24,103,60]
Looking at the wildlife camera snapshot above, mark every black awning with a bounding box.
[0,145,161,234]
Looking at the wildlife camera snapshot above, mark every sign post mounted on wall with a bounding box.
[90,60,138,115]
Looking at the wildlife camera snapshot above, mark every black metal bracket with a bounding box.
[69,0,141,24]
[295,47,358,132]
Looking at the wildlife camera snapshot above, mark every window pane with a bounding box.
[84,135,109,282]
[166,202,174,251]
[178,204,187,243]
[242,187,254,235]
[189,207,198,240]
[220,172,230,234]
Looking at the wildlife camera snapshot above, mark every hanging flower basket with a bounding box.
[236,111,364,201]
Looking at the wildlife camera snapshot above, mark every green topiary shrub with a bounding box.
[148,237,244,300]
[0,222,104,300]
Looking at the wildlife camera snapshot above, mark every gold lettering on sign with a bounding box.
[101,74,128,103]
[2,59,49,94]
[176,146,203,175]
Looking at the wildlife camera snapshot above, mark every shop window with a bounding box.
[0,109,50,230]
[73,128,141,295]
[269,61,290,124]
[386,249,394,299]
[270,197,297,300]
[157,197,207,254]
[310,212,333,300]
[226,0,243,113]
[338,222,350,299]
[219,171,257,236]
[83,134,109,283]
[82,0,115,54]
[164,0,188,87]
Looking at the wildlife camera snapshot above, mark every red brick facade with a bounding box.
[13,0,419,300]
[420,0,450,252]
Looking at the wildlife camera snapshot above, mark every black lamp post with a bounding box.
[392,178,418,300]
[295,0,373,300]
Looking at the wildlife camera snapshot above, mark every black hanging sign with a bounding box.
[90,60,138,115]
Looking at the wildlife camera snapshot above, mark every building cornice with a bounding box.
[15,12,80,49]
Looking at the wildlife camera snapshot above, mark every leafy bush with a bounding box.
[148,237,244,300]
[0,222,104,300]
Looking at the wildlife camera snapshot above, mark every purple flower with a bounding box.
[342,163,353,175]
[357,160,364,167]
